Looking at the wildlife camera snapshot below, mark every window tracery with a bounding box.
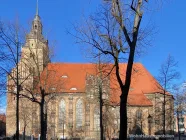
[59,99,66,129]
[76,99,83,129]
[136,110,142,120]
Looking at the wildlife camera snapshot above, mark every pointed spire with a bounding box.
[31,0,42,35]
[34,0,40,21]
[36,0,39,16]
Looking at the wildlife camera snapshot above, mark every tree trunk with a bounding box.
[16,87,20,140]
[177,111,180,140]
[44,105,48,140]
[40,103,44,140]
[99,84,104,140]
[40,89,46,140]
[163,90,166,135]
[119,42,136,139]
[119,90,128,140]
[23,126,26,140]
[16,42,20,140]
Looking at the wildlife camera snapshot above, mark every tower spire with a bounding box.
[34,0,41,21]
[36,0,39,16]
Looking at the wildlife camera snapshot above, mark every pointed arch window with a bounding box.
[76,99,83,129]
[59,99,66,129]
[35,25,37,29]
[94,107,100,130]
[136,110,142,120]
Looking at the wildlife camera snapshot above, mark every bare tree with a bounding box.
[0,68,6,114]
[0,18,61,140]
[157,55,180,136]
[173,84,186,140]
[103,105,119,140]
[19,101,32,140]
[97,62,110,140]
[0,20,27,140]
[18,43,64,140]
[85,67,105,140]
[70,0,150,139]
[85,62,120,140]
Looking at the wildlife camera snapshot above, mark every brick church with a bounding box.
[6,4,174,140]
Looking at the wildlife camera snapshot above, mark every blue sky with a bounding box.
[0,0,186,112]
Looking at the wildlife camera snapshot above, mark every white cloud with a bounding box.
[0,106,6,114]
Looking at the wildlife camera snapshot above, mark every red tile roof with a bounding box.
[42,63,165,106]
[128,94,153,106]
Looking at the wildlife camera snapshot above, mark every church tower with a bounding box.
[6,1,51,136]
[21,1,50,74]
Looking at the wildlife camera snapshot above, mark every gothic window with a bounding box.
[136,110,142,120]
[94,107,100,131]
[76,99,83,129]
[35,25,37,29]
[59,99,66,129]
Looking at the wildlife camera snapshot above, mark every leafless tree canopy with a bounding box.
[157,55,180,91]
[0,19,27,139]
[70,1,154,64]
[70,0,153,139]
[0,18,60,139]
[156,55,180,135]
